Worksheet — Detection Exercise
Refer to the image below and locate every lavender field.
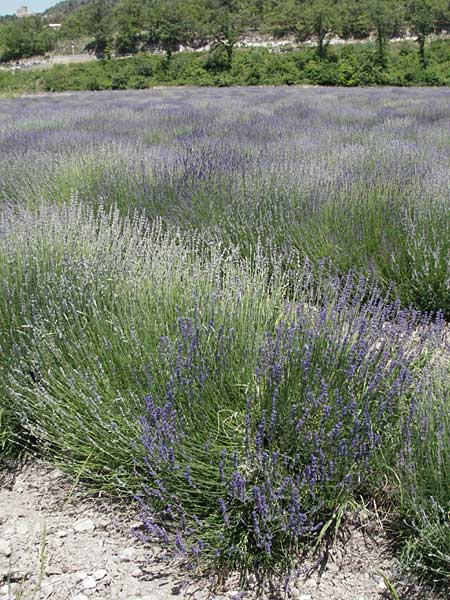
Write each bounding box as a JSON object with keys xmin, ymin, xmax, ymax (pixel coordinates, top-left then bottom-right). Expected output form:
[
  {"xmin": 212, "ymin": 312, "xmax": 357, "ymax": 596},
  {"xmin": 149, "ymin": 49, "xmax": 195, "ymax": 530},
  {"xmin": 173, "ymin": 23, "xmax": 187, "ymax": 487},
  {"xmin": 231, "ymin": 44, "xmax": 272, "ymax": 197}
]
[{"xmin": 0, "ymin": 88, "xmax": 449, "ymax": 589}]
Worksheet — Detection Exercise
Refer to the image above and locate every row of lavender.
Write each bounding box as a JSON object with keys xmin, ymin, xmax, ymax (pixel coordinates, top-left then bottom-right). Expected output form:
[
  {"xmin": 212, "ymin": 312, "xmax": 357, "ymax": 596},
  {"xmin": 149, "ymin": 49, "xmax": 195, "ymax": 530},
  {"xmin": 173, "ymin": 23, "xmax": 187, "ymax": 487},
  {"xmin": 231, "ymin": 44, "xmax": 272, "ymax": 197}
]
[
  {"xmin": 1, "ymin": 87, "xmax": 450, "ymax": 315},
  {"xmin": 0, "ymin": 88, "xmax": 449, "ymax": 585},
  {"xmin": 0, "ymin": 201, "xmax": 448, "ymax": 585}
]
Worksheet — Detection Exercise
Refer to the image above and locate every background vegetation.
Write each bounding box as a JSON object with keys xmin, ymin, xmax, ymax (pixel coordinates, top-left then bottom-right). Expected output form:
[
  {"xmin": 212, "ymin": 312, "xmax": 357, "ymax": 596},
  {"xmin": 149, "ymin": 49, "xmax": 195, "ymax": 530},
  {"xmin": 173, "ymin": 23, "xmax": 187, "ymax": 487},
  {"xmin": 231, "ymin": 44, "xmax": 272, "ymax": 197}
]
[
  {"xmin": 2, "ymin": 38, "xmax": 450, "ymax": 94},
  {"xmin": 1, "ymin": 1, "xmax": 450, "ymax": 91}
]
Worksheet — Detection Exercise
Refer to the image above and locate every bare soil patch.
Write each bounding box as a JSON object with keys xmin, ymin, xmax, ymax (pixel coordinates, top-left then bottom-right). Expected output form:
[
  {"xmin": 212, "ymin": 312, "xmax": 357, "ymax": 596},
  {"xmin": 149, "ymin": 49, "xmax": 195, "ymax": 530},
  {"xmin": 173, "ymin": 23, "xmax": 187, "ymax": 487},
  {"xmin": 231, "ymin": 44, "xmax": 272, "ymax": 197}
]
[{"xmin": 0, "ymin": 462, "xmax": 441, "ymax": 599}]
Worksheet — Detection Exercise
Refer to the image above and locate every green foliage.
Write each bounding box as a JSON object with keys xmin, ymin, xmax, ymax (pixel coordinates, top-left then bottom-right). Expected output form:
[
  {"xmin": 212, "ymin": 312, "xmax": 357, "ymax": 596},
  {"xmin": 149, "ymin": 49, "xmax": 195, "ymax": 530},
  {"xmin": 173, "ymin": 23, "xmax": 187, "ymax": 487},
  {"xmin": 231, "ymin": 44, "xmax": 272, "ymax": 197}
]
[
  {"xmin": 0, "ymin": 69, "xmax": 43, "ymax": 95},
  {"xmin": 406, "ymin": 0, "xmax": 449, "ymax": 67},
  {"xmin": 145, "ymin": 0, "xmax": 206, "ymax": 60},
  {"xmin": 393, "ymin": 369, "xmax": 450, "ymax": 584},
  {"xmin": 0, "ymin": 16, "xmax": 59, "ymax": 62},
  {"xmin": 339, "ymin": 0, "xmax": 372, "ymax": 39},
  {"xmin": 5, "ymin": 38, "xmax": 448, "ymax": 94},
  {"xmin": 112, "ymin": 0, "xmax": 143, "ymax": 55},
  {"xmin": 2, "ymin": 0, "xmax": 450, "ymax": 66},
  {"xmin": 367, "ymin": 0, "xmax": 406, "ymax": 67},
  {"xmin": 295, "ymin": 0, "xmax": 341, "ymax": 58}
]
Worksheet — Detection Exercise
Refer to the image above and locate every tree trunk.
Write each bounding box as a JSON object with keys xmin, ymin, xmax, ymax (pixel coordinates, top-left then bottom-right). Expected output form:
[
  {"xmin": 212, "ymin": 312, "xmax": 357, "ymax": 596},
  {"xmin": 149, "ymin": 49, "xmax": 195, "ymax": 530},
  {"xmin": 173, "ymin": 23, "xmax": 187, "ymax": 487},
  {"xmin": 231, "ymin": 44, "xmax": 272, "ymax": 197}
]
[
  {"xmin": 376, "ymin": 28, "xmax": 387, "ymax": 68},
  {"xmin": 418, "ymin": 31, "xmax": 427, "ymax": 68},
  {"xmin": 317, "ymin": 32, "xmax": 325, "ymax": 59},
  {"xmin": 225, "ymin": 42, "xmax": 233, "ymax": 66}
]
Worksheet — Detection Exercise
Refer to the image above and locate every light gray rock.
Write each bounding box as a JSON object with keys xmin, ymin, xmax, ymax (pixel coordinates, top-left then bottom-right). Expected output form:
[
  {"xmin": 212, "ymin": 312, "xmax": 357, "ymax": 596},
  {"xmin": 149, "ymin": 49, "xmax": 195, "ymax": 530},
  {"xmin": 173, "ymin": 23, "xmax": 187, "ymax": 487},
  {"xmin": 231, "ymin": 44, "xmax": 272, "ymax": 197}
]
[
  {"xmin": 55, "ymin": 529, "xmax": 71, "ymax": 538},
  {"xmin": 73, "ymin": 571, "xmax": 88, "ymax": 583},
  {"xmin": 92, "ymin": 568, "xmax": 107, "ymax": 581},
  {"xmin": 45, "ymin": 565, "xmax": 63, "ymax": 576},
  {"xmin": 119, "ymin": 546, "xmax": 136, "ymax": 562},
  {"xmin": 96, "ymin": 519, "xmax": 109, "ymax": 530},
  {"xmin": 92, "ymin": 569, "xmax": 107, "ymax": 581},
  {"xmin": 0, "ymin": 539, "xmax": 11, "ymax": 557},
  {"xmin": 82, "ymin": 576, "xmax": 97, "ymax": 590},
  {"xmin": 15, "ymin": 520, "xmax": 29, "ymax": 535},
  {"xmin": 40, "ymin": 583, "xmax": 54, "ymax": 599},
  {"xmin": 74, "ymin": 519, "xmax": 96, "ymax": 533}
]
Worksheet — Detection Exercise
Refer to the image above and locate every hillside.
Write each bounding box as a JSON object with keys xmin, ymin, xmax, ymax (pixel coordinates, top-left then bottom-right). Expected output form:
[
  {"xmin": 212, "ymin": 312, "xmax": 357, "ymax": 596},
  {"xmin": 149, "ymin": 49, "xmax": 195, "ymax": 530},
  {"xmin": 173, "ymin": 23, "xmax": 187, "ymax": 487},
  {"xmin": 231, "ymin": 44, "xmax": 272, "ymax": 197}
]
[
  {"xmin": 1, "ymin": 1, "xmax": 449, "ymax": 66},
  {"xmin": 42, "ymin": 0, "xmax": 117, "ymax": 21}
]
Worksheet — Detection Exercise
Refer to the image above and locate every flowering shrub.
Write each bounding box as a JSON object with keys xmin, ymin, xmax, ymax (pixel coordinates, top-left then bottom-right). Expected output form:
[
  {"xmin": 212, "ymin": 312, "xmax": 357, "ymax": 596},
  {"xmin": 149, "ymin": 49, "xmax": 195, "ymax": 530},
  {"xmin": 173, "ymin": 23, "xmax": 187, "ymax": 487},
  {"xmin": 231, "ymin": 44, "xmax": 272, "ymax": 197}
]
[
  {"xmin": 1, "ymin": 87, "xmax": 449, "ymax": 584},
  {"xmin": 137, "ymin": 274, "xmax": 444, "ymax": 576}
]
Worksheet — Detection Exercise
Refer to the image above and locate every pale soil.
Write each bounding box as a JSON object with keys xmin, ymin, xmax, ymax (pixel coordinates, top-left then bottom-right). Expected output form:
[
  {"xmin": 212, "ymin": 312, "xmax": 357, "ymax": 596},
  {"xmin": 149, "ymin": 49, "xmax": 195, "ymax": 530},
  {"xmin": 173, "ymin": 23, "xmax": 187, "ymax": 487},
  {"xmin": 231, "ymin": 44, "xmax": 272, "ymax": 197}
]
[{"xmin": 0, "ymin": 461, "xmax": 442, "ymax": 600}]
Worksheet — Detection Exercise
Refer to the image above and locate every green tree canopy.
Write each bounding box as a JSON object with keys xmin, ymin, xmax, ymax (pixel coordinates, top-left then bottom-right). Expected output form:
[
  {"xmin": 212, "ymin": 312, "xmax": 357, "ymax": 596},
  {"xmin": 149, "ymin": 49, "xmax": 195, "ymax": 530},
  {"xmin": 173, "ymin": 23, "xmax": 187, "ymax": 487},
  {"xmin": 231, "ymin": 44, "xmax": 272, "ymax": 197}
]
[
  {"xmin": 295, "ymin": 0, "xmax": 341, "ymax": 58},
  {"xmin": 406, "ymin": 0, "xmax": 448, "ymax": 67},
  {"xmin": 0, "ymin": 15, "xmax": 59, "ymax": 62}
]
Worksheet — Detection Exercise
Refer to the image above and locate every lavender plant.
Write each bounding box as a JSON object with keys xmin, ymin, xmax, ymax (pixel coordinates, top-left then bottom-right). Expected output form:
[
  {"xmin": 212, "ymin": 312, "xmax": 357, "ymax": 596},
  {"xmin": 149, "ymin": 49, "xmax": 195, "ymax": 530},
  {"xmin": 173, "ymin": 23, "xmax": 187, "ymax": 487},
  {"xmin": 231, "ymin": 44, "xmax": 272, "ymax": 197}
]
[
  {"xmin": 2, "ymin": 87, "xmax": 450, "ymax": 315},
  {"xmin": 393, "ymin": 362, "xmax": 450, "ymax": 583},
  {"xmin": 0, "ymin": 202, "xmax": 288, "ymax": 486},
  {"xmin": 136, "ymin": 273, "xmax": 445, "ymax": 579},
  {"xmin": 0, "ymin": 88, "xmax": 449, "ymax": 585}
]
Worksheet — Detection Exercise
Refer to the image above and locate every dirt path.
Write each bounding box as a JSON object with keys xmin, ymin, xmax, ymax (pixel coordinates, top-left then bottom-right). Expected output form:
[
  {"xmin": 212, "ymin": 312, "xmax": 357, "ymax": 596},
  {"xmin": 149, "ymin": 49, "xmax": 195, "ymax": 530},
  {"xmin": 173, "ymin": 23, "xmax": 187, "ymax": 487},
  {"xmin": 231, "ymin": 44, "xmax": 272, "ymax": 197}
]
[{"xmin": 0, "ymin": 461, "xmax": 437, "ymax": 600}]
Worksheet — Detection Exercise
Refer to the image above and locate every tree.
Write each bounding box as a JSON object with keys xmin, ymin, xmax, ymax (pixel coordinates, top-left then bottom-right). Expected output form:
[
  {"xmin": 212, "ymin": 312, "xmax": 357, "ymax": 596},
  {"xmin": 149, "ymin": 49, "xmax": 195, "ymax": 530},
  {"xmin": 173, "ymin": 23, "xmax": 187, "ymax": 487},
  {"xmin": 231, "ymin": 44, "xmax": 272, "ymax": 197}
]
[
  {"xmin": 367, "ymin": 0, "xmax": 405, "ymax": 68},
  {"xmin": 113, "ymin": 0, "xmax": 144, "ymax": 55},
  {"xmin": 0, "ymin": 15, "xmax": 59, "ymax": 62},
  {"xmin": 339, "ymin": 0, "xmax": 372, "ymax": 40},
  {"xmin": 84, "ymin": 0, "xmax": 113, "ymax": 58},
  {"xmin": 146, "ymin": 0, "xmax": 205, "ymax": 62},
  {"xmin": 205, "ymin": 0, "xmax": 244, "ymax": 66},
  {"xmin": 239, "ymin": 0, "xmax": 271, "ymax": 31},
  {"xmin": 265, "ymin": 0, "xmax": 300, "ymax": 38},
  {"xmin": 296, "ymin": 0, "xmax": 341, "ymax": 59},
  {"xmin": 406, "ymin": 0, "xmax": 447, "ymax": 68}
]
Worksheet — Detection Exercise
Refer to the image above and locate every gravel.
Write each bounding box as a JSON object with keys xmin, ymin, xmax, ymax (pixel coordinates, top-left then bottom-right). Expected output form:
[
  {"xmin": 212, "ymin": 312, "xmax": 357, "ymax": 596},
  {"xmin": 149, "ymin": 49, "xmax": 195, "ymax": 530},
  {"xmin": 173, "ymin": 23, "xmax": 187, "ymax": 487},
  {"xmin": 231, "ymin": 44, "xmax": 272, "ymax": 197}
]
[{"xmin": 0, "ymin": 461, "xmax": 444, "ymax": 599}]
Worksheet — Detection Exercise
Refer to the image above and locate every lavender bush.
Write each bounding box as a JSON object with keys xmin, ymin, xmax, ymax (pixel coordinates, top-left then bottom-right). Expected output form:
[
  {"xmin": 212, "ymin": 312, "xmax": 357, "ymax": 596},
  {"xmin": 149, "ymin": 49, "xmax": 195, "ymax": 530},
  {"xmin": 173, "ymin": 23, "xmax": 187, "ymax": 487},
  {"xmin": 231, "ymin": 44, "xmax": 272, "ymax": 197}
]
[
  {"xmin": 0, "ymin": 202, "xmax": 289, "ymax": 485},
  {"xmin": 0, "ymin": 88, "xmax": 449, "ymax": 585},
  {"xmin": 136, "ymin": 274, "xmax": 446, "ymax": 578}
]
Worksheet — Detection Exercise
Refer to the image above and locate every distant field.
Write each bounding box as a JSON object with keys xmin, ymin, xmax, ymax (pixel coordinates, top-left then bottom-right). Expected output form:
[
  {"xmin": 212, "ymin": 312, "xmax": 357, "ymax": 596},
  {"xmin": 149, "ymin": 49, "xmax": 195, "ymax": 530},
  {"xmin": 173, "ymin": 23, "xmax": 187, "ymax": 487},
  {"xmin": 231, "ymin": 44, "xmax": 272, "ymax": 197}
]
[{"xmin": 0, "ymin": 88, "xmax": 448, "ymax": 589}]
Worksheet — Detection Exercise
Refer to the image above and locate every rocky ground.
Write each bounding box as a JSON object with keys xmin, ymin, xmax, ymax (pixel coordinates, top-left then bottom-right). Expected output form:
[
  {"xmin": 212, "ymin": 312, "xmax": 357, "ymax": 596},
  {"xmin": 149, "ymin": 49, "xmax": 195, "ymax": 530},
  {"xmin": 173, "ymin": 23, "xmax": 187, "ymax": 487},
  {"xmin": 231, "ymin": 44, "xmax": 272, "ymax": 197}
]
[{"xmin": 0, "ymin": 461, "xmax": 442, "ymax": 600}]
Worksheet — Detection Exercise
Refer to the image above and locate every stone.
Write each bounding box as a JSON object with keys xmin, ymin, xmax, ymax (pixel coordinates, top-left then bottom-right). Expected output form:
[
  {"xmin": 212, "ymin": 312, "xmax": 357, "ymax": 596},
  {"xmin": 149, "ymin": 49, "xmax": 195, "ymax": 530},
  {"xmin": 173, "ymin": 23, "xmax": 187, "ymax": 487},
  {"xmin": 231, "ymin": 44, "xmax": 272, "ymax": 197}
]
[
  {"xmin": 74, "ymin": 519, "xmax": 95, "ymax": 533},
  {"xmin": 82, "ymin": 576, "xmax": 97, "ymax": 590},
  {"xmin": 326, "ymin": 561, "xmax": 340, "ymax": 574},
  {"xmin": 46, "ymin": 565, "xmax": 63, "ymax": 576},
  {"xmin": 55, "ymin": 529, "xmax": 71, "ymax": 538},
  {"xmin": 40, "ymin": 583, "xmax": 54, "ymax": 598},
  {"xmin": 15, "ymin": 520, "xmax": 29, "ymax": 535},
  {"xmin": 0, "ymin": 540, "xmax": 12, "ymax": 557},
  {"xmin": 131, "ymin": 567, "xmax": 143, "ymax": 578},
  {"xmin": 119, "ymin": 547, "xmax": 135, "ymax": 562},
  {"xmin": 73, "ymin": 595, "xmax": 88, "ymax": 600},
  {"xmin": 73, "ymin": 571, "xmax": 88, "ymax": 583},
  {"xmin": 92, "ymin": 569, "xmax": 107, "ymax": 581}
]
